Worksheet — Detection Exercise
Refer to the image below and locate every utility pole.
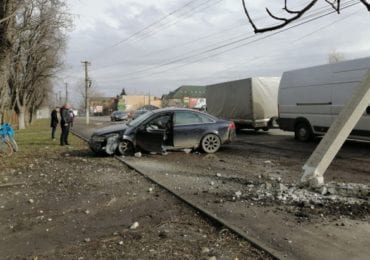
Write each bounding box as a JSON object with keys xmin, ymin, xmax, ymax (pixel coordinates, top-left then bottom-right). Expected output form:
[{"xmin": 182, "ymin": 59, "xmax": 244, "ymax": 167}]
[
  {"xmin": 301, "ymin": 70, "xmax": 370, "ymax": 187},
  {"xmin": 58, "ymin": 90, "xmax": 62, "ymax": 105},
  {"xmin": 65, "ymin": 82, "xmax": 68, "ymax": 104},
  {"xmin": 82, "ymin": 61, "xmax": 91, "ymax": 124}
]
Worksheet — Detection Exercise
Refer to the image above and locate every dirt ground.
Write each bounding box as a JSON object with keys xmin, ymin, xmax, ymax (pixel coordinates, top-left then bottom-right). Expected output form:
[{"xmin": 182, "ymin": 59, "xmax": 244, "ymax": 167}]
[
  {"xmin": 0, "ymin": 126, "xmax": 269, "ymax": 259},
  {"xmin": 71, "ymin": 117, "xmax": 370, "ymax": 259}
]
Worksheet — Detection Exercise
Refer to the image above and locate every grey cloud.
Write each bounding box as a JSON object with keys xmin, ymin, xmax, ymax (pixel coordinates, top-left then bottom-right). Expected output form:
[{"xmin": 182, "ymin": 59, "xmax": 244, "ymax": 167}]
[{"xmin": 61, "ymin": 0, "xmax": 370, "ymax": 100}]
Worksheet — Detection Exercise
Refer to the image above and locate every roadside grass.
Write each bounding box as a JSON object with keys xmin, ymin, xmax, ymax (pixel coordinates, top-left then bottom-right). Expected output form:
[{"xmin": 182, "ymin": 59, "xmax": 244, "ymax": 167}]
[{"xmin": 1, "ymin": 119, "xmax": 85, "ymax": 168}]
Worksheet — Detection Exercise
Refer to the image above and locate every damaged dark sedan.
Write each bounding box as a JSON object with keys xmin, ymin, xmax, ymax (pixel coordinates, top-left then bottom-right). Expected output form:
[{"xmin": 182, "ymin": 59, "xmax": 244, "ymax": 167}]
[{"xmin": 89, "ymin": 107, "xmax": 236, "ymax": 155}]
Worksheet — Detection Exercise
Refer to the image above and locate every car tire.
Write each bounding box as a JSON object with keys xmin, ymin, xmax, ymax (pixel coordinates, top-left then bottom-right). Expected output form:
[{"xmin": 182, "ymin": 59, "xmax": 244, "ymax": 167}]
[
  {"xmin": 117, "ymin": 140, "xmax": 134, "ymax": 155},
  {"xmin": 201, "ymin": 134, "xmax": 221, "ymax": 154},
  {"xmin": 295, "ymin": 122, "xmax": 313, "ymax": 142}
]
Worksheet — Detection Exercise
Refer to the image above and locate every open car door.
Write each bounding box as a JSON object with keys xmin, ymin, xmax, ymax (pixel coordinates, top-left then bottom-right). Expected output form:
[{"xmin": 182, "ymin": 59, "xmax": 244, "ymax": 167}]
[{"xmin": 135, "ymin": 114, "xmax": 171, "ymax": 153}]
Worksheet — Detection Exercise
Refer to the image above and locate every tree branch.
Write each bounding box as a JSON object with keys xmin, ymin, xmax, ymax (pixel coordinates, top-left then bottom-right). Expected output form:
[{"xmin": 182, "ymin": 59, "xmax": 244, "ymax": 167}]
[
  {"xmin": 242, "ymin": 0, "xmax": 318, "ymax": 33},
  {"xmin": 360, "ymin": 0, "xmax": 370, "ymax": 11},
  {"xmin": 283, "ymin": 0, "xmax": 303, "ymax": 14},
  {"xmin": 325, "ymin": 0, "xmax": 341, "ymax": 13}
]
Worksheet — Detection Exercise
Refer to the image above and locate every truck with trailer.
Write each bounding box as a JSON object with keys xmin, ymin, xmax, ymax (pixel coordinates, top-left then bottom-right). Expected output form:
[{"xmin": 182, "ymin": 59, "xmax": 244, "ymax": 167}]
[
  {"xmin": 206, "ymin": 77, "xmax": 280, "ymax": 131},
  {"xmin": 278, "ymin": 57, "xmax": 370, "ymax": 141}
]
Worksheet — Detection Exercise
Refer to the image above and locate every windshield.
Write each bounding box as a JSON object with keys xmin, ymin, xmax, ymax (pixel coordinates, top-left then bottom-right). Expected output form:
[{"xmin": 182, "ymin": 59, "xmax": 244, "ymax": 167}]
[{"xmin": 127, "ymin": 110, "xmax": 154, "ymax": 127}]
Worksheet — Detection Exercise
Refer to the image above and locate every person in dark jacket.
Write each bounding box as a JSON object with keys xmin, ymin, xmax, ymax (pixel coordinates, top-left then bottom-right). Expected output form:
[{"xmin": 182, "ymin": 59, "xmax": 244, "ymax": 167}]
[
  {"xmin": 50, "ymin": 108, "xmax": 59, "ymax": 141},
  {"xmin": 60, "ymin": 104, "xmax": 72, "ymax": 146}
]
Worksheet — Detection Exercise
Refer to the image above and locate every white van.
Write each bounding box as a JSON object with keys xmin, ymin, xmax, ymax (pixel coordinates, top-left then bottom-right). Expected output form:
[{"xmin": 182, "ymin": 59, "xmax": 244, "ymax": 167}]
[{"xmin": 278, "ymin": 57, "xmax": 370, "ymax": 141}]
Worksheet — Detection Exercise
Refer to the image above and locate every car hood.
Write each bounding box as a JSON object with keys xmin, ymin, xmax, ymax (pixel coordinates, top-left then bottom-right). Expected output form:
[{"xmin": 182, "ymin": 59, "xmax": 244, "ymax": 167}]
[{"xmin": 92, "ymin": 124, "xmax": 128, "ymax": 136}]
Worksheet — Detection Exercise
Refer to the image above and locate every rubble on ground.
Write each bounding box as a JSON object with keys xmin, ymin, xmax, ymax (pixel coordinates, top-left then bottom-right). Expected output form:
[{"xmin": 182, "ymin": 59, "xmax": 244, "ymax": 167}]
[{"xmin": 226, "ymin": 174, "xmax": 369, "ymax": 218}]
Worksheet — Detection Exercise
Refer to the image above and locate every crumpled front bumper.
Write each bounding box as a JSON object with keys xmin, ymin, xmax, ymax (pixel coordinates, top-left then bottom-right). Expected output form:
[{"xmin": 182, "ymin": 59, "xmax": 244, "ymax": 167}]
[{"xmin": 89, "ymin": 134, "xmax": 119, "ymax": 155}]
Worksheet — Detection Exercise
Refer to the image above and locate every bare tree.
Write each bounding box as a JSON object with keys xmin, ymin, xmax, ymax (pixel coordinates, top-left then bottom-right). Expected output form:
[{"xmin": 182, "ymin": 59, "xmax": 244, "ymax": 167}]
[
  {"xmin": 242, "ymin": 0, "xmax": 370, "ymax": 33},
  {"xmin": 6, "ymin": 0, "xmax": 71, "ymax": 129},
  {"xmin": 0, "ymin": 0, "xmax": 18, "ymax": 119}
]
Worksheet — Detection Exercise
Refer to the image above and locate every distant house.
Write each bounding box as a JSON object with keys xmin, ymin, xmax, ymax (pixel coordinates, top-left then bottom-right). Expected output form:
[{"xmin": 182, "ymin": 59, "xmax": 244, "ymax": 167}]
[
  {"xmin": 36, "ymin": 106, "xmax": 51, "ymax": 119},
  {"xmin": 162, "ymin": 85, "xmax": 206, "ymax": 108},
  {"xmin": 89, "ymin": 97, "xmax": 117, "ymax": 115},
  {"xmin": 118, "ymin": 95, "xmax": 161, "ymax": 111}
]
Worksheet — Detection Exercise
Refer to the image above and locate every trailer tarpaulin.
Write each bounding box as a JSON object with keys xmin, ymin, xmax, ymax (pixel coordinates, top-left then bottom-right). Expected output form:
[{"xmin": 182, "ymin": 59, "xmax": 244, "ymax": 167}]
[{"xmin": 206, "ymin": 77, "xmax": 280, "ymax": 123}]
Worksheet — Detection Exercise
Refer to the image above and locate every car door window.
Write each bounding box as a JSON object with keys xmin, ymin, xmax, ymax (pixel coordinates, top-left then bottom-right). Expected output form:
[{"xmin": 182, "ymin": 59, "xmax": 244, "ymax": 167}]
[
  {"xmin": 146, "ymin": 115, "xmax": 170, "ymax": 130},
  {"xmin": 174, "ymin": 111, "xmax": 213, "ymax": 125},
  {"xmin": 198, "ymin": 113, "xmax": 215, "ymax": 123}
]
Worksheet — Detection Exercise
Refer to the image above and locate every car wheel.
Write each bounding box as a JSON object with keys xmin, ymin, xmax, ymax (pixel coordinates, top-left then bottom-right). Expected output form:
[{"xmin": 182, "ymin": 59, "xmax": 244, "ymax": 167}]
[
  {"xmin": 295, "ymin": 122, "xmax": 313, "ymax": 142},
  {"xmin": 117, "ymin": 140, "xmax": 134, "ymax": 155},
  {"xmin": 201, "ymin": 134, "xmax": 221, "ymax": 154}
]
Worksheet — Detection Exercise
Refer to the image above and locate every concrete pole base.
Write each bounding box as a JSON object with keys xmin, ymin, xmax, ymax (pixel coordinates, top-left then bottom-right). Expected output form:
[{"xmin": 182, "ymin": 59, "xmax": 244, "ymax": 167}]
[{"xmin": 301, "ymin": 166, "xmax": 325, "ymax": 188}]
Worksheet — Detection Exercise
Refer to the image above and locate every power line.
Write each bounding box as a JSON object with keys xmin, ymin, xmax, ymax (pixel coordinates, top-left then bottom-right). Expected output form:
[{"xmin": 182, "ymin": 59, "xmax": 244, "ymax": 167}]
[
  {"xmin": 90, "ymin": 0, "xmax": 214, "ymax": 61},
  {"xmin": 95, "ymin": 1, "xmax": 352, "ymax": 79},
  {"xmin": 93, "ymin": 0, "xmax": 359, "ymax": 82},
  {"xmin": 126, "ymin": 0, "xmax": 225, "ymax": 45},
  {"xmin": 90, "ymin": 1, "xmax": 308, "ymax": 72},
  {"xmin": 195, "ymin": 8, "xmax": 361, "ymax": 80}
]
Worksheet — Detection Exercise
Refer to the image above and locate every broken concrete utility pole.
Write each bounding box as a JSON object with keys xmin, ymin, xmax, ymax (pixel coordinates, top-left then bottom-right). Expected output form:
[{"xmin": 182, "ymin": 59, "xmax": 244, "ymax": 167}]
[{"xmin": 301, "ymin": 70, "xmax": 370, "ymax": 187}]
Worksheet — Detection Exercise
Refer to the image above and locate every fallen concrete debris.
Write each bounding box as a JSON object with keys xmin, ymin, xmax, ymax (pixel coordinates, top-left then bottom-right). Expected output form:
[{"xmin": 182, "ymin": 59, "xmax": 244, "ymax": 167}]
[
  {"xmin": 228, "ymin": 174, "xmax": 370, "ymax": 217},
  {"xmin": 130, "ymin": 222, "xmax": 139, "ymax": 229},
  {"xmin": 316, "ymin": 182, "xmax": 369, "ymax": 198},
  {"xmin": 235, "ymin": 191, "xmax": 242, "ymax": 199},
  {"xmin": 255, "ymin": 175, "xmax": 369, "ymax": 205}
]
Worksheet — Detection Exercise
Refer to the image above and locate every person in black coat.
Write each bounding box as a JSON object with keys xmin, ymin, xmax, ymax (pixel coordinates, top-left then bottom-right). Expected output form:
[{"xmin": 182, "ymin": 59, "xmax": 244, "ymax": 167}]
[
  {"xmin": 50, "ymin": 108, "xmax": 59, "ymax": 141},
  {"xmin": 60, "ymin": 104, "xmax": 72, "ymax": 146}
]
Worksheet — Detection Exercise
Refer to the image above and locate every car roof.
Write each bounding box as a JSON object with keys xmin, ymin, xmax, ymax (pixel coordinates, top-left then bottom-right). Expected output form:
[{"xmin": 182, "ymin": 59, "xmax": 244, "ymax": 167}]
[{"xmin": 152, "ymin": 107, "xmax": 217, "ymax": 118}]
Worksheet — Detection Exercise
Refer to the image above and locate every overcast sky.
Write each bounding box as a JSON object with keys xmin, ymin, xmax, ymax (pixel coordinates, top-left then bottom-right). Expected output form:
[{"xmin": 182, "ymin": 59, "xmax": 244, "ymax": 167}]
[{"xmin": 59, "ymin": 0, "xmax": 370, "ymax": 104}]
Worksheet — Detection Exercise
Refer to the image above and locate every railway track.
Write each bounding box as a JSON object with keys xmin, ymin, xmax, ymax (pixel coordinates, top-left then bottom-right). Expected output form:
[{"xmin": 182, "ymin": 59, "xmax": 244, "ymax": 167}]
[{"xmin": 72, "ymin": 130, "xmax": 282, "ymax": 260}]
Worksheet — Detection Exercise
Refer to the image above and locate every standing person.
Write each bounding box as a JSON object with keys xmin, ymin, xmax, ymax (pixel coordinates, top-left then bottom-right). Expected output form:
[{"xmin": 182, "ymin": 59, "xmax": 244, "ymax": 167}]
[
  {"xmin": 50, "ymin": 107, "xmax": 59, "ymax": 141},
  {"xmin": 60, "ymin": 104, "xmax": 72, "ymax": 146},
  {"xmin": 68, "ymin": 109, "xmax": 75, "ymax": 128}
]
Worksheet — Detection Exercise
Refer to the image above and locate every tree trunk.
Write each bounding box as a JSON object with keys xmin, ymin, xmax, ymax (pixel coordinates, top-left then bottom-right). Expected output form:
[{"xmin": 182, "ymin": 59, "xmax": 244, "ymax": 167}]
[
  {"xmin": 18, "ymin": 105, "xmax": 26, "ymax": 129},
  {"xmin": 28, "ymin": 108, "xmax": 34, "ymax": 125}
]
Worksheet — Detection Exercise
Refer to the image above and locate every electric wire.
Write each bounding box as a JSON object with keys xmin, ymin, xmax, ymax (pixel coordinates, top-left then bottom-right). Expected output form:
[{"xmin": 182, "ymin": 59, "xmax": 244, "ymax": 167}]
[
  {"xmin": 92, "ymin": 0, "xmax": 358, "ymax": 82},
  {"xmin": 90, "ymin": 0, "xmax": 218, "ymax": 61},
  {"xmin": 90, "ymin": 0, "xmax": 325, "ymax": 72},
  {"xmin": 91, "ymin": 1, "xmax": 310, "ymax": 71}
]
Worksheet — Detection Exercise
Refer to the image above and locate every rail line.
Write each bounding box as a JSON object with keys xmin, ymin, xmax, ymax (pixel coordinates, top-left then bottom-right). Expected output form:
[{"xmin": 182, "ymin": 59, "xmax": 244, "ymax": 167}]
[{"xmin": 71, "ymin": 130, "xmax": 282, "ymax": 260}]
